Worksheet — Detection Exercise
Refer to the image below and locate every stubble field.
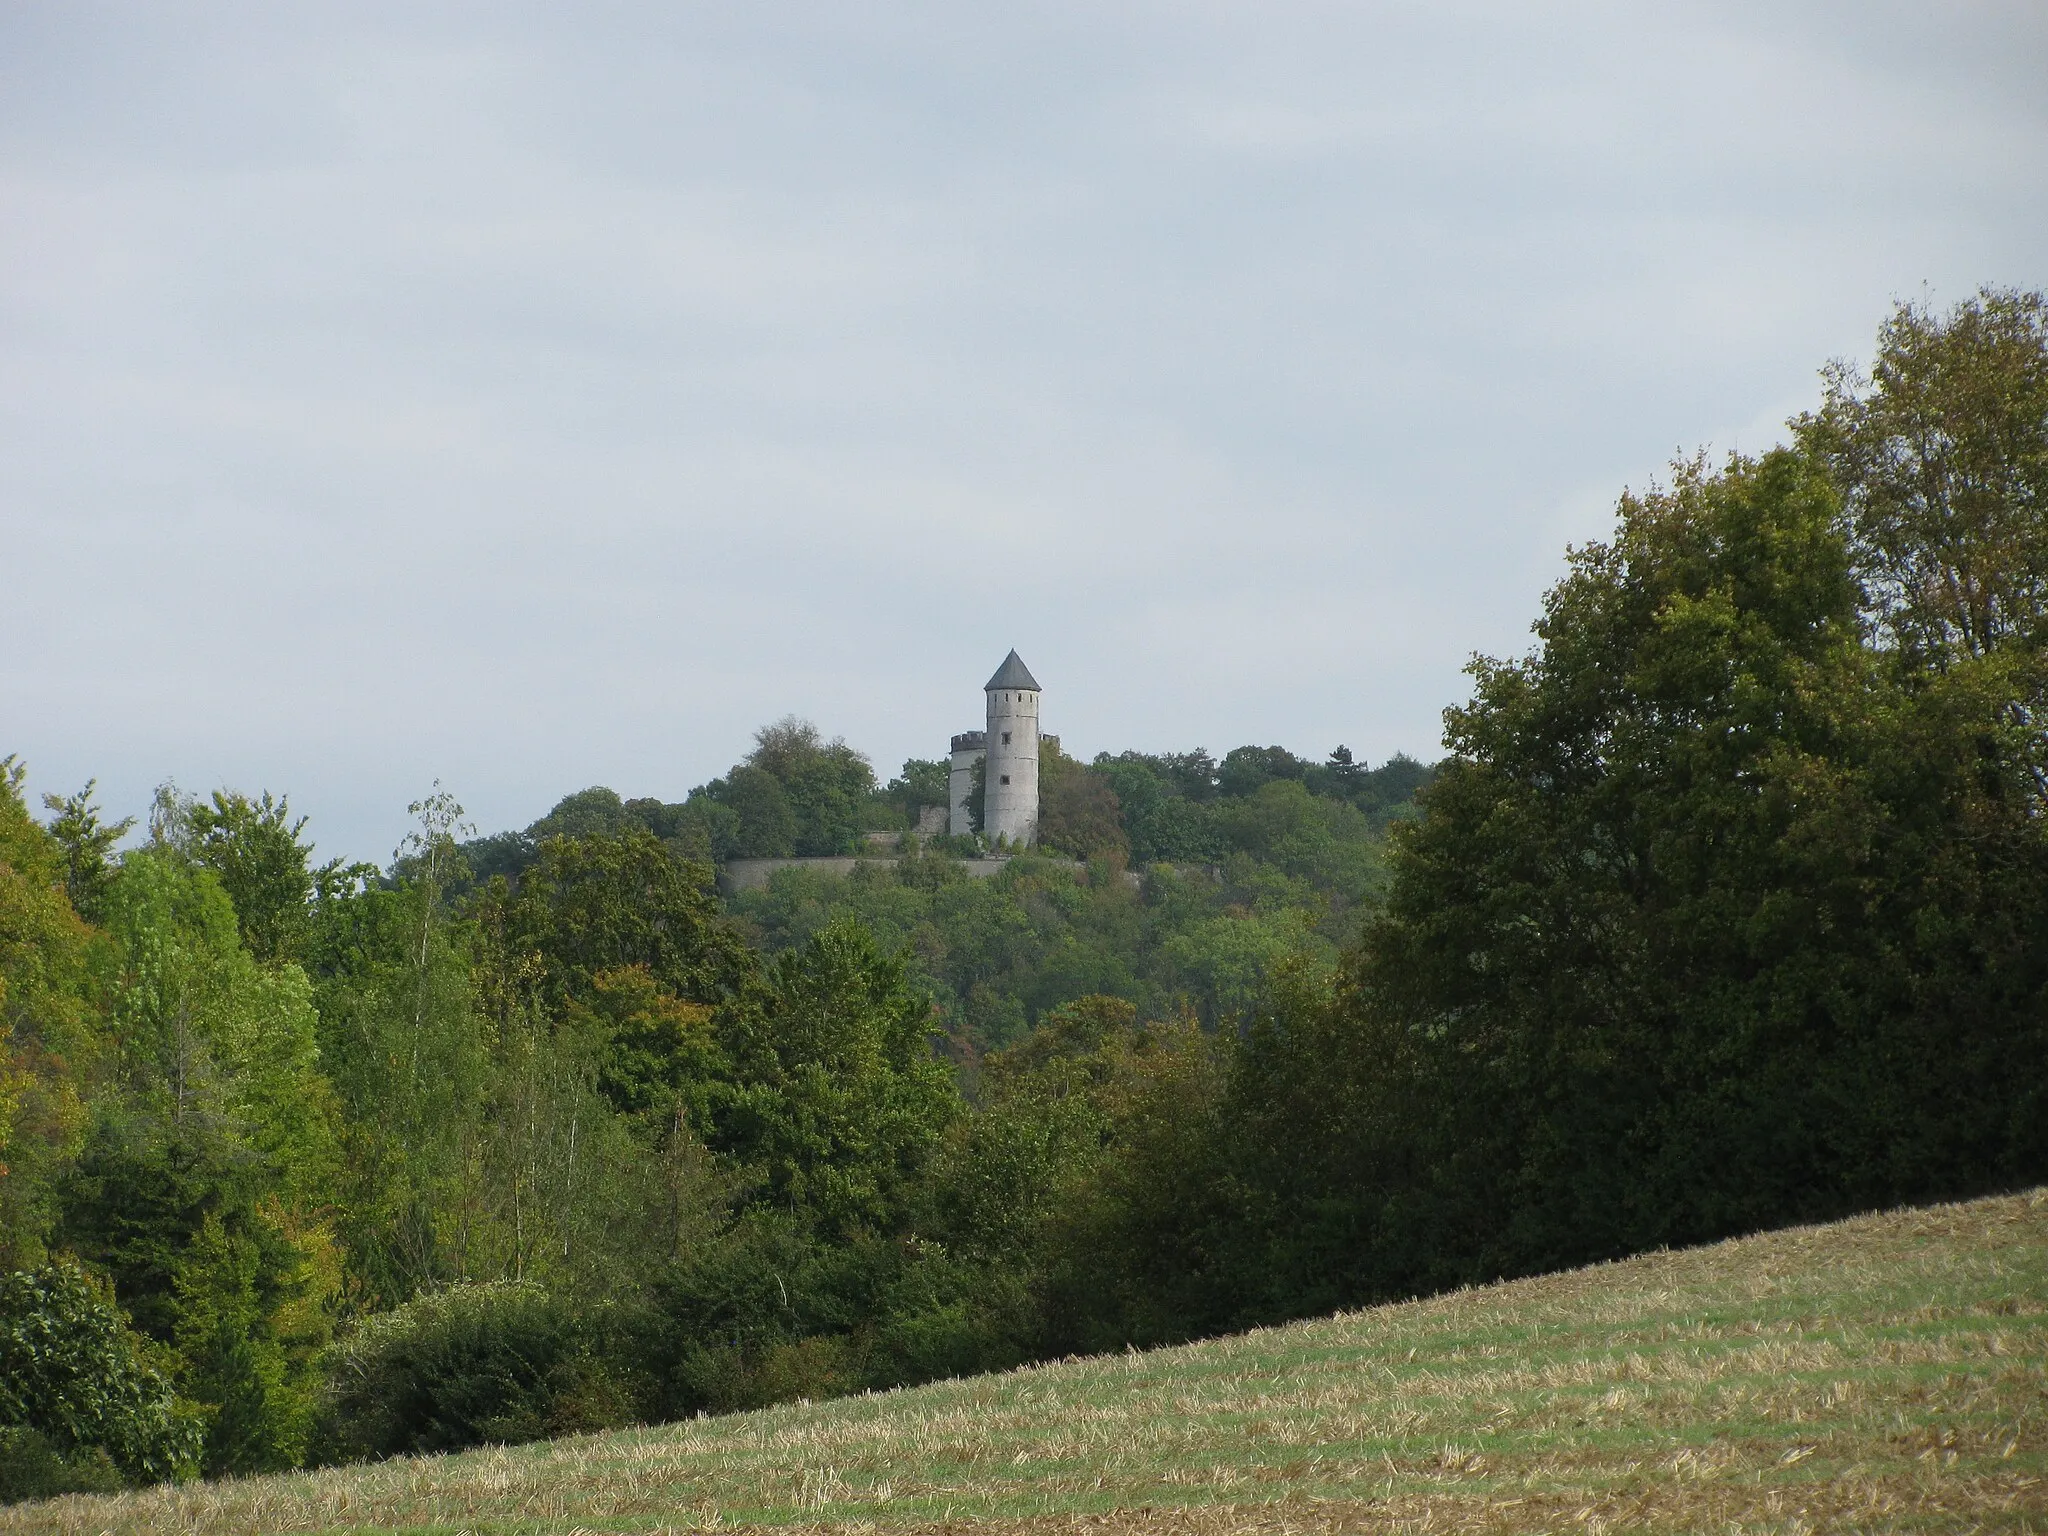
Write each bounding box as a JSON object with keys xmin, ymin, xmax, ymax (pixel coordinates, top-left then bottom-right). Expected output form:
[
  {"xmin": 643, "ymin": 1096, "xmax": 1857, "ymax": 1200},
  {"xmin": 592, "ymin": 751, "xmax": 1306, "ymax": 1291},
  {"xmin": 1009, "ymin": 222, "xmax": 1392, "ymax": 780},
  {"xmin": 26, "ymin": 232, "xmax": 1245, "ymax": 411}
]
[{"xmin": 12, "ymin": 1189, "xmax": 2046, "ymax": 1535}]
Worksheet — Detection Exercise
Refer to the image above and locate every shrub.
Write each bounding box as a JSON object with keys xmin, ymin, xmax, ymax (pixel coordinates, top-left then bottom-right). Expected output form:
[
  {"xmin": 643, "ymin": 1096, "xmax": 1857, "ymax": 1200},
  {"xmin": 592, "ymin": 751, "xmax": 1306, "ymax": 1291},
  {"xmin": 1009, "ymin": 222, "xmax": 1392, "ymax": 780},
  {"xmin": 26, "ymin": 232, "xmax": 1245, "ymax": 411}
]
[
  {"xmin": 313, "ymin": 1282, "xmax": 647, "ymax": 1462},
  {"xmin": 0, "ymin": 1427, "xmax": 125, "ymax": 1502},
  {"xmin": 0, "ymin": 1261, "xmax": 202, "ymax": 1491}
]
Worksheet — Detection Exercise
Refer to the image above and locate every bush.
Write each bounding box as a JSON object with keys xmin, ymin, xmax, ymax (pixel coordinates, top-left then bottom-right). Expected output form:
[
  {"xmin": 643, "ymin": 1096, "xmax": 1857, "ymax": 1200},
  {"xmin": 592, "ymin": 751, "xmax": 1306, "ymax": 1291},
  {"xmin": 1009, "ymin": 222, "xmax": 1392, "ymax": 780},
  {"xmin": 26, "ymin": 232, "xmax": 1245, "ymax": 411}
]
[
  {"xmin": 313, "ymin": 1283, "xmax": 647, "ymax": 1462},
  {"xmin": 0, "ymin": 1427, "xmax": 125, "ymax": 1502},
  {"xmin": 0, "ymin": 1261, "xmax": 202, "ymax": 1490}
]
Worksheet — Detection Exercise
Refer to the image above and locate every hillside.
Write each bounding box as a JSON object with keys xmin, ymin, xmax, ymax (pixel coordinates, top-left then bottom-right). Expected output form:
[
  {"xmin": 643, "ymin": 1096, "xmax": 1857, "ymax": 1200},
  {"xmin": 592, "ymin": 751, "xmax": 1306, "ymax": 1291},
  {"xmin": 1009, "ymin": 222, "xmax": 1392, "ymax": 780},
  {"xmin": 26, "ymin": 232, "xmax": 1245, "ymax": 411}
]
[{"xmin": 15, "ymin": 1189, "xmax": 2046, "ymax": 1535}]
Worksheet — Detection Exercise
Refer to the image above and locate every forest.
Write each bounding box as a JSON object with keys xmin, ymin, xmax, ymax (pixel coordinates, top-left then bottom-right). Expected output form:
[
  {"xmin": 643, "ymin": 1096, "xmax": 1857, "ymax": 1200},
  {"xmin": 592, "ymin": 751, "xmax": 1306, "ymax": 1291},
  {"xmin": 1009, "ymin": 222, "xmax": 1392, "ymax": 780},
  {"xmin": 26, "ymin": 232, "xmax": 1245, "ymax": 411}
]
[{"xmin": 1, "ymin": 288, "xmax": 2043, "ymax": 1502}]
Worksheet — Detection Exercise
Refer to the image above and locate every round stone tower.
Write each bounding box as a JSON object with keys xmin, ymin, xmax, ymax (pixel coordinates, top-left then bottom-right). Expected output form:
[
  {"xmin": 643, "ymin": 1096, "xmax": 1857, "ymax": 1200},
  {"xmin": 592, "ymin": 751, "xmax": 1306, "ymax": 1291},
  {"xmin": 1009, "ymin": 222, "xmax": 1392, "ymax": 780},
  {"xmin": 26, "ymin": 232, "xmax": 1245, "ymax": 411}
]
[
  {"xmin": 982, "ymin": 649, "xmax": 1041, "ymax": 847},
  {"xmin": 947, "ymin": 731, "xmax": 985, "ymax": 838}
]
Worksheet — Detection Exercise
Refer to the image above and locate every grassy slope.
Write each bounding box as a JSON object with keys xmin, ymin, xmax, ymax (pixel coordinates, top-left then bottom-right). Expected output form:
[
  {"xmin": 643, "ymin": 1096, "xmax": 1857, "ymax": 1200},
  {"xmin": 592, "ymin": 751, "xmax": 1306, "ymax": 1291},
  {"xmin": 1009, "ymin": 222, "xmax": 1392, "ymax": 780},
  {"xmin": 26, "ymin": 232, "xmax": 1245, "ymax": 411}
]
[{"xmin": 16, "ymin": 1190, "xmax": 2047, "ymax": 1536}]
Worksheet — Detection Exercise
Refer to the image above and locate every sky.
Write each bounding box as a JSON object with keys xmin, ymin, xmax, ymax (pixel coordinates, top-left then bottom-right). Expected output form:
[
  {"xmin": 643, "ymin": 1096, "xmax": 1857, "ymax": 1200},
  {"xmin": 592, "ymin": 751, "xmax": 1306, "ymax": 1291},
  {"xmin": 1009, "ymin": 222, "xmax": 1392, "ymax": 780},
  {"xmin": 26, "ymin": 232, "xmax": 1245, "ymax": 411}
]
[{"xmin": 4, "ymin": 1, "xmax": 2045, "ymax": 865}]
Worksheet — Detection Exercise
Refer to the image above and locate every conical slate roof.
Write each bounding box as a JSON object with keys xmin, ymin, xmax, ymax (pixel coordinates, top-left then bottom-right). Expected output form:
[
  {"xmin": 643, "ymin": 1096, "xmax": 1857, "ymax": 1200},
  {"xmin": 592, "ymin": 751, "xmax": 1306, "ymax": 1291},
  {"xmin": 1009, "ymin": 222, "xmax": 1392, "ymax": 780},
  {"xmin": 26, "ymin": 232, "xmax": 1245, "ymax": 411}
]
[{"xmin": 984, "ymin": 649, "xmax": 1041, "ymax": 692}]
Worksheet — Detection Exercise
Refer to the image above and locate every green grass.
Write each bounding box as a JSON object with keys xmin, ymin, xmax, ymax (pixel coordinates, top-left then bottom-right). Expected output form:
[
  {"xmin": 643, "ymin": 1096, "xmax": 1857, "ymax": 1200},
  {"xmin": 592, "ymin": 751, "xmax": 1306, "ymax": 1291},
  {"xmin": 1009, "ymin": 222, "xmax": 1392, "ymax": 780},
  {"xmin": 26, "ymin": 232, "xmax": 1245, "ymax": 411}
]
[{"xmin": 15, "ymin": 1189, "xmax": 2047, "ymax": 1534}]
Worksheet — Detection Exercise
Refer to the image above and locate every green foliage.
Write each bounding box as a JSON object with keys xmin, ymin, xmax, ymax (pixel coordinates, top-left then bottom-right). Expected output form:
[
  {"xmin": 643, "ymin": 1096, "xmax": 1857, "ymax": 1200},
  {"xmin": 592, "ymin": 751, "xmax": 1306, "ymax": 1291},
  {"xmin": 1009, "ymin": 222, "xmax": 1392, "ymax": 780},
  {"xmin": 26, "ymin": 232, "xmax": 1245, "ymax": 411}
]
[
  {"xmin": 526, "ymin": 787, "xmax": 633, "ymax": 842},
  {"xmin": 315, "ymin": 1282, "xmax": 643, "ymax": 1461},
  {"xmin": 716, "ymin": 766, "xmax": 797, "ymax": 858},
  {"xmin": 669, "ymin": 794, "xmax": 742, "ymax": 864},
  {"xmin": 1090, "ymin": 755, "xmax": 1218, "ymax": 864},
  {"xmin": 55, "ymin": 1115, "xmax": 328, "ymax": 1475},
  {"xmin": 1160, "ymin": 905, "xmax": 1326, "ymax": 1030},
  {"xmin": 711, "ymin": 922, "xmax": 960, "ymax": 1235},
  {"xmin": 455, "ymin": 787, "xmax": 744, "ymax": 888},
  {"xmin": 186, "ymin": 791, "xmax": 314, "ymax": 964},
  {"xmin": 171, "ymin": 1210, "xmax": 317, "ymax": 1474},
  {"xmin": 38, "ymin": 781, "xmax": 132, "ymax": 926},
  {"xmin": 304, "ymin": 860, "xmax": 488, "ymax": 1307},
  {"xmin": 1217, "ymin": 744, "xmax": 1304, "ymax": 799},
  {"xmin": 884, "ymin": 759, "xmax": 951, "ymax": 824},
  {"xmin": 1797, "ymin": 285, "xmax": 2048, "ymax": 662},
  {"xmin": 1223, "ymin": 442, "xmax": 2048, "ymax": 1313},
  {"xmin": 98, "ymin": 849, "xmax": 336, "ymax": 1193},
  {"xmin": 728, "ymin": 829, "xmax": 1367, "ymax": 1054},
  {"xmin": 1211, "ymin": 780, "xmax": 1383, "ymax": 903},
  {"xmin": 0, "ymin": 1259, "xmax": 201, "ymax": 1487},
  {"xmin": 476, "ymin": 826, "xmax": 744, "ymax": 1018},
  {"xmin": 48, "ymin": 824, "xmax": 340, "ymax": 1477},
  {"xmin": 0, "ymin": 1426, "xmax": 125, "ymax": 1502},
  {"xmin": 0, "ymin": 760, "xmax": 106, "ymax": 1271},
  {"xmin": 572, "ymin": 964, "xmax": 720, "ymax": 1118},
  {"xmin": 700, "ymin": 719, "xmax": 880, "ymax": 857},
  {"xmin": 1036, "ymin": 739, "xmax": 1127, "ymax": 863},
  {"xmin": 972, "ymin": 998, "xmax": 1234, "ymax": 1352},
  {"xmin": 317, "ymin": 807, "xmax": 735, "ymax": 1312},
  {"xmin": 962, "ymin": 754, "xmax": 986, "ymax": 836}
]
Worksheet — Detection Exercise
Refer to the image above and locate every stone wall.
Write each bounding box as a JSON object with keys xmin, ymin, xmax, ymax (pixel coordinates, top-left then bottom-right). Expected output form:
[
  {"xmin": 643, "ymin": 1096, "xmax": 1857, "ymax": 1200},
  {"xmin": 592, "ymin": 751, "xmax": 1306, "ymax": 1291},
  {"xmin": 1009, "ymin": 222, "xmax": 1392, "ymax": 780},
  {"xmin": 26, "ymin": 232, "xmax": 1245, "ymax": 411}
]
[{"xmin": 720, "ymin": 854, "xmax": 1032, "ymax": 894}]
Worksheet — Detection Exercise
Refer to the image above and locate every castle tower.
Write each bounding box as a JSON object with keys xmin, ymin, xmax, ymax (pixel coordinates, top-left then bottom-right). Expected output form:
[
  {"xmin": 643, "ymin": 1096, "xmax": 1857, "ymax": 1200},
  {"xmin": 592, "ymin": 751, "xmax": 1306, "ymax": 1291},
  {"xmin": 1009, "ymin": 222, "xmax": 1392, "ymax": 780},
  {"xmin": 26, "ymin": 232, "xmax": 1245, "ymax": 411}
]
[
  {"xmin": 983, "ymin": 650, "xmax": 1041, "ymax": 847},
  {"xmin": 947, "ymin": 731, "xmax": 985, "ymax": 838}
]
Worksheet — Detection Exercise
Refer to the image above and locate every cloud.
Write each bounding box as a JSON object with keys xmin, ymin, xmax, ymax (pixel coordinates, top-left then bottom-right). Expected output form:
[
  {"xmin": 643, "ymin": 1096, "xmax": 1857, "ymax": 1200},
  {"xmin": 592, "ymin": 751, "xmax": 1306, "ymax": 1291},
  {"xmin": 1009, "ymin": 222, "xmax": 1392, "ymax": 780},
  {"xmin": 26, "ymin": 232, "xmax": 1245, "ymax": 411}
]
[{"xmin": 2, "ymin": 0, "xmax": 2044, "ymax": 860}]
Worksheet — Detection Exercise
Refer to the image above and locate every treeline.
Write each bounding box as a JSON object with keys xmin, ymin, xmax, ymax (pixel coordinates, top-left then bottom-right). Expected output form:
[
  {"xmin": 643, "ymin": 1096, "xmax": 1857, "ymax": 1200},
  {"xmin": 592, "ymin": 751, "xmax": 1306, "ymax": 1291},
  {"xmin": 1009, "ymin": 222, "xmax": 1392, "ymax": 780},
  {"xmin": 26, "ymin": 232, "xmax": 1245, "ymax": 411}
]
[
  {"xmin": 2, "ymin": 287, "xmax": 2044, "ymax": 1503},
  {"xmin": 458, "ymin": 715, "xmax": 1429, "ymax": 875}
]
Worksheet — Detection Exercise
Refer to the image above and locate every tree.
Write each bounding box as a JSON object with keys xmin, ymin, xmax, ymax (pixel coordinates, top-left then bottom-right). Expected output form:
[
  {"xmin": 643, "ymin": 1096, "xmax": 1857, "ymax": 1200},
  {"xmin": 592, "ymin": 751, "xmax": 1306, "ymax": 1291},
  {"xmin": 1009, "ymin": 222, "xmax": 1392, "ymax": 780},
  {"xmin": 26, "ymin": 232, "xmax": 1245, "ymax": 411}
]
[
  {"xmin": 1160, "ymin": 907, "xmax": 1325, "ymax": 1030},
  {"xmin": 1319, "ymin": 745, "xmax": 1366, "ymax": 801},
  {"xmin": 885, "ymin": 760, "xmax": 950, "ymax": 827},
  {"xmin": 1211, "ymin": 780, "xmax": 1381, "ymax": 903},
  {"xmin": 1797, "ymin": 287, "xmax": 2048, "ymax": 662},
  {"xmin": 56, "ymin": 1111, "xmax": 328, "ymax": 1475},
  {"xmin": 478, "ymin": 827, "xmax": 751, "ymax": 1020},
  {"xmin": 1036, "ymin": 740, "xmax": 1127, "ymax": 862},
  {"xmin": 710, "ymin": 921, "xmax": 959, "ymax": 1235},
  {"xmin": 0, "ymin": 1259, "xmax": 202, "ymax": 1487},
  {"xmin": 1218, "ymin": 745, "xmax": 1305, "ymax": 799},
  {"xmin": 302, "ymin": 805, "xmax": 488, "ymax": 1308},
  {"xmin": 1004, "ymin": 1001, "xmax": 1233, "ymax": 1352},
  {"xmin": 720, "ymin": 768, "xmax": 797, "ymax": 859},
  {"xmin": 1241, "ymin": 447, "xmax": 2048, "ymax": 1309},
  {"xmin": 1091, "ymin": 755, "xmax": 1220, "ymax": 864},
  {"xmin": 40, "ymin": 781, "xmax": 132, "ymax": 925},
  {"xmin": 1796, "ymin": 287, "xmax": 2048, "ymax": 815},
  {"xmin": 186, "ymin": 792, "xmax": 315, "ymax": 965},
  {"xmin": 63, "ymin": 844, "xmax": 339, "ymax": 1472},
  {"xmin": 526, "ymin": 788, "xmax": 632, "ymax": 843},
  {"xmin": 962, "ymin": 755, "xmax": 986, "ymax": 836},
  {"xmin": 97, "ymin": 850, "xmax": 336, "ymax": 1187},
  {"xmin": 0, "ymin": 760, "xmax": 107, "ymax": 1270},
  {"xmin": 742, "ymin": 719, "xmax": 877, "ymax": 855}
]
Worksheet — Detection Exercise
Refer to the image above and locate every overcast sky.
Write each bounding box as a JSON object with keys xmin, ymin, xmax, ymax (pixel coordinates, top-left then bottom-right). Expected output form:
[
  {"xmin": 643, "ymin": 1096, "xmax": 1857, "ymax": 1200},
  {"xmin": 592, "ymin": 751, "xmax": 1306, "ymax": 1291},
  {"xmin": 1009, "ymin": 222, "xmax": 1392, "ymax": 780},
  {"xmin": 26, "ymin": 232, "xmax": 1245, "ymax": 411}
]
[{"xmin": 4, "ymin": 2, "xmax": 2045, "ymax": 864}]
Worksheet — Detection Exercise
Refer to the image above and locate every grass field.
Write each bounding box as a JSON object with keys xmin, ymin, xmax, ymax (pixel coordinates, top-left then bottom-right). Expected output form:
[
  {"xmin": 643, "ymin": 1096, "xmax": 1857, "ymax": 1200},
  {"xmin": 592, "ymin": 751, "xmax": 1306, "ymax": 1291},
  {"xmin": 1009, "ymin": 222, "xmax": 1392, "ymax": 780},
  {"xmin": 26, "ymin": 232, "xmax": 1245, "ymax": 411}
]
[{"xmin": 14, "ymin": 1189, "xmax": 2046, "ymax": 1534}]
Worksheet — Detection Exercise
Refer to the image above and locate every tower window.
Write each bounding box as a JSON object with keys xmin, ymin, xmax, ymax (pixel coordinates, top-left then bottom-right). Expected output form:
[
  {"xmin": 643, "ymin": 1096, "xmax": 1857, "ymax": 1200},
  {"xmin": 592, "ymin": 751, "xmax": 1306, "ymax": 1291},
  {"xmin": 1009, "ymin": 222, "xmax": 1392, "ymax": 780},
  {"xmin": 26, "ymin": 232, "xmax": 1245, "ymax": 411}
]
[
  {"xmin": 1000, "ymin": 775, "xmax": 1011, "ymax": 785},
  {"xmin": 1002, "ymin": 732, "xmax": 1011, "ymax": 744}
]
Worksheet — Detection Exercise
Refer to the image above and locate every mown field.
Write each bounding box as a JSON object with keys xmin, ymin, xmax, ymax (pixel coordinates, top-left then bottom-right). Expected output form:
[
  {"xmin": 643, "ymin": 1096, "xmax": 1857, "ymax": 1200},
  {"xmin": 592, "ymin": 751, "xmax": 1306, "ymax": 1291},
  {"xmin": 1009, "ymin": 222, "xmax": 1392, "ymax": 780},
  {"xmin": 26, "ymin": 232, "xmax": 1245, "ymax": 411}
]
[{"xmin": 15, "ymin": 1189, "xmax": 2046, "ymax": 1535}]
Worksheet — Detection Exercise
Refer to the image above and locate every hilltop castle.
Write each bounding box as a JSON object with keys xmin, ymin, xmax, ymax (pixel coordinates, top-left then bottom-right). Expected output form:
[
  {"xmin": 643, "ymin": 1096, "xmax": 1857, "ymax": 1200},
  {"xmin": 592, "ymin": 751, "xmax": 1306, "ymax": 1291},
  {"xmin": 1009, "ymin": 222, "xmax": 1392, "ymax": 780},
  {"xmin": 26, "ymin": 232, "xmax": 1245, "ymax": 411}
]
[{"xmin": 945, "ymin": 650, "xmax": 1042, "ymax": 846}]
